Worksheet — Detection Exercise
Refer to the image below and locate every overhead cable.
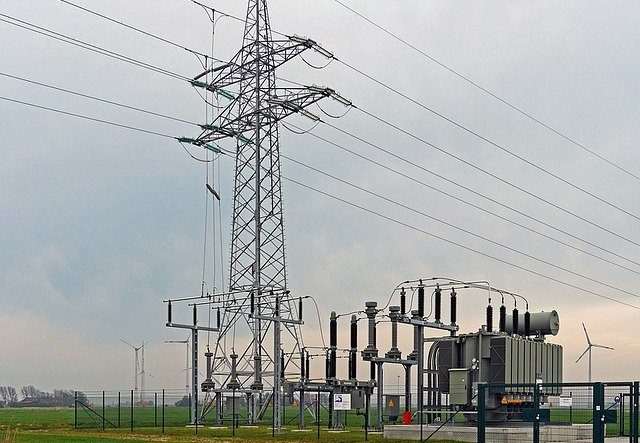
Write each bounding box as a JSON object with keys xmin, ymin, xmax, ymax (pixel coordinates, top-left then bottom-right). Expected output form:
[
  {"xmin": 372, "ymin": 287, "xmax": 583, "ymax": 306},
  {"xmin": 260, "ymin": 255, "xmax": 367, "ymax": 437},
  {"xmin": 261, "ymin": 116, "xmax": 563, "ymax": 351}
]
[{"xmin": 332, "ymin": 0, "xmax": 640, "ymax": 182}]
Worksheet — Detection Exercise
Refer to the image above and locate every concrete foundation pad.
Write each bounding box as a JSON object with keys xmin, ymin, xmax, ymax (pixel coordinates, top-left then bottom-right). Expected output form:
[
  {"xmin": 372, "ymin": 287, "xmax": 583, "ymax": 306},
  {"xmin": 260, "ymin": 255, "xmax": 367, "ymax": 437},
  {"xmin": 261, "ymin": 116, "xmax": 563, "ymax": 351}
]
[{"xmin": 384, "ymin": 423, "xmax": 594, "ymax": 442}]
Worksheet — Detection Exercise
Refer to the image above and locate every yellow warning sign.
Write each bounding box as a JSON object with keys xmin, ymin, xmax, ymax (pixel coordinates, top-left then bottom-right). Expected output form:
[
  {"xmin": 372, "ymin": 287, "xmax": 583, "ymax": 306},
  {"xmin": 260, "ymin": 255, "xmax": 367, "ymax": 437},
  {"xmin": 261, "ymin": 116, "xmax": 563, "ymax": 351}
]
[{"xmin": 388, "ymin": 401, "xmax": 395, "ymax": 407}]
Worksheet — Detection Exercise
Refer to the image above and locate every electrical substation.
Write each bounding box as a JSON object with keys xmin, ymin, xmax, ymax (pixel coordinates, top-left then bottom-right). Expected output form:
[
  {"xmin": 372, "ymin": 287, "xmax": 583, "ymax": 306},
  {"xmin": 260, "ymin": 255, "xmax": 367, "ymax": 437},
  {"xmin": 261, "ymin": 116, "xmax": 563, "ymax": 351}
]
[
  {"xmin": 160, "ymin": 0, "xmax": 577, "ymax": 440},
  {"xmin": 4, "ymin": 0, "xmax": 637, "ymax": 441}
]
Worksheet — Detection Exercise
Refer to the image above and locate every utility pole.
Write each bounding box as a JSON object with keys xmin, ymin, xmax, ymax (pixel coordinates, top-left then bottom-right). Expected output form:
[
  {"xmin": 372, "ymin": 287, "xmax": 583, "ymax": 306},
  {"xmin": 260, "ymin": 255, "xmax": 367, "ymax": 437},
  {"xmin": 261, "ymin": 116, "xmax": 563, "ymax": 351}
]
[{"xmin": 166, "ymin": 304, "xmax": 218, "ymax": 424}]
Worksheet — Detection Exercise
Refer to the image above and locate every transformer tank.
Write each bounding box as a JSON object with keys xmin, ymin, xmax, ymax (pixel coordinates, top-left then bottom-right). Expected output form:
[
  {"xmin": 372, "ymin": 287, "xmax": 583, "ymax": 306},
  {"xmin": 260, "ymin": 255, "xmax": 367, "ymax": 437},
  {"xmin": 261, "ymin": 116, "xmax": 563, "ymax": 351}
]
[{"xmin": 433, "ymin": 310, "xmax": 562, "ymax": 422}]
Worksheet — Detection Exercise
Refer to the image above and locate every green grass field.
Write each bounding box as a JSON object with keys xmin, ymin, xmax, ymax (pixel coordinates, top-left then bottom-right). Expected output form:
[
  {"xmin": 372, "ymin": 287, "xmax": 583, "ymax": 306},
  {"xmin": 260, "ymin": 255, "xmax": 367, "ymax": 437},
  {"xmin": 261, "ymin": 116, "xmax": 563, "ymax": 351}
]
[
  {"xmin": 1, "ymin": 405, "xmax": 631, "ymax": 442},
  {"xmin": 0, "ymin": 406, "xmax": 435, "ymax": 443}
]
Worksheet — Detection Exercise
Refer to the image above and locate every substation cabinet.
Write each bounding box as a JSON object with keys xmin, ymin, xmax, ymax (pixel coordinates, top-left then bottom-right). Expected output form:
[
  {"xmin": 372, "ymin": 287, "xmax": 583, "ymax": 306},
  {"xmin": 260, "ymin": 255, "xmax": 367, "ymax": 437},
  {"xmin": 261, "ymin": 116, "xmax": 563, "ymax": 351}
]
[
  {"xmin": 449, "ymin": 368, "xmax": 472, "ymax": 405},
  {"xmin": 385, "ymin": 394, "xmax": 400, "ymax": 422}
]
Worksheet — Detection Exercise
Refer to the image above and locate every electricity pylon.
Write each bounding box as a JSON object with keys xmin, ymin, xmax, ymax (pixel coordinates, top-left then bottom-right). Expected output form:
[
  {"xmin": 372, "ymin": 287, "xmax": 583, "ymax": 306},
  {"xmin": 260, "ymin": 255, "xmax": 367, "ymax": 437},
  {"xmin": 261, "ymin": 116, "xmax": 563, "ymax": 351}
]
[{"xmin": 183, "ymin": 0, "xmax": 350, "ymax": 430}]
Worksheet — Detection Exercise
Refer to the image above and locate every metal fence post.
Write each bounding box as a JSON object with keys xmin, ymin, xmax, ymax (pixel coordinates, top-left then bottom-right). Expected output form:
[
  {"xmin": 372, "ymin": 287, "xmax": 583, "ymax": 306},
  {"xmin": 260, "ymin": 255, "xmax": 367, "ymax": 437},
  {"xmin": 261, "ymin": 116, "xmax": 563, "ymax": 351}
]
[
  {"xmin": 477, "ymin": 384, "xmax": 486, "ymax": 443},
  {"xmin": 364, "ymin": 390, "xmax": 369, "ymax": 441},
  {"xmin": 118, "ymin": 391, "xmax": 121, "ymax": 428},
  {"xmin": 619, "ymin": 392, "xmax": 624, "ymax": 437},
  {"xmin": 593, "ymin": 382, "xmax": 604, "ymax": 443},
  {"xmin": 74, "ymin": 391, "xmax": 77, "ymax": 429},
  {"xmin": 188, "ymin": 393, "xmax": 192, "ymax": 424},
  {"xmin": 232, "ymin": 387, "xmax": 236, "ymax": 437},
  {"xmin": 632, "ymin": 383, "xmax": 637, "ymax": 442},
  {"xmin": 102, "ymin": 391, "xmax": 105, "ymax": 431},
  {"xmin": 533, "ymin": 384, "xmax": 540, "ymax": 443},
  {"xmin": 272, "ymin": 387, "xmax": 276, "ymax": 437},
  {"xmin": 130, "ymin": 389, "xmax": 134, "ymax": 432},
  {"xmin": 317, "ymin": 387, "xmax": 321, "ymax": 439},
  {"xmin": 162, "ymin": 389, "xmax": 165, "ymax": 433},
  {"xmin": 633, "ymin": 381, "xmax": 639, "ymax": 443}
]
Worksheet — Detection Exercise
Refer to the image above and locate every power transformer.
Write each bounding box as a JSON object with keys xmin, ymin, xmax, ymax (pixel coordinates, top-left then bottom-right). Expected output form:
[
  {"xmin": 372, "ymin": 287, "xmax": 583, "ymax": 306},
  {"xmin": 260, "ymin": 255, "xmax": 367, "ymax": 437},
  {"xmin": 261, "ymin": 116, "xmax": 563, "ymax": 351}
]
[{"xmin": 433, "ymin": 310, "xmax": 561, "ymax": 421}]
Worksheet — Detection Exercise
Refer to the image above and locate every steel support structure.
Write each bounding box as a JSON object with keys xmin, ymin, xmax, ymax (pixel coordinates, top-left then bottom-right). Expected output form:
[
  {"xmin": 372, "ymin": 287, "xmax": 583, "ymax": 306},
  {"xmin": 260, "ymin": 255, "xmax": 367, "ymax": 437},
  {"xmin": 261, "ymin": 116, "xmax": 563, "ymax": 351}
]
[{"xmin": 183, "ymin": 0, "xmax": 349, "ymax": 431}]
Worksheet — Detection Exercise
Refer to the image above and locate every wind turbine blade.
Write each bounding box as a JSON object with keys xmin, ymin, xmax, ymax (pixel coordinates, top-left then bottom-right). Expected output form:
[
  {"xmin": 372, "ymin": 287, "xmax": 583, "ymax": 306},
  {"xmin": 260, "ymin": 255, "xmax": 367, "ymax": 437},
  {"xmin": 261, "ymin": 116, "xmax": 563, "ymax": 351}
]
[
  {"xmin": 575, "ymin": 347, "xmax": 590, "ymax": 363},
  {"xmin": 582, "ymin": 323, "xmax": 592, "ymax": 346},
  {"xmin": 592, "ymin": 344, "xmax": 614, "ymax": 350},
  {"xmin": 120, "ymin": 339, "xmax": 136, "ymax": 348}
]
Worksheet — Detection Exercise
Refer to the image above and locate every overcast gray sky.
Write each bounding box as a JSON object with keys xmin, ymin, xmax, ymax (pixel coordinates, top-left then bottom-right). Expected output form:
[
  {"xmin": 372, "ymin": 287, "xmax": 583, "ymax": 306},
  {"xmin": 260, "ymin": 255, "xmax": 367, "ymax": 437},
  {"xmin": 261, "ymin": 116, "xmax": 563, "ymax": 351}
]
[{"xmin": 1, "ymin": 0, "xmax": 639, "ymax": 392}]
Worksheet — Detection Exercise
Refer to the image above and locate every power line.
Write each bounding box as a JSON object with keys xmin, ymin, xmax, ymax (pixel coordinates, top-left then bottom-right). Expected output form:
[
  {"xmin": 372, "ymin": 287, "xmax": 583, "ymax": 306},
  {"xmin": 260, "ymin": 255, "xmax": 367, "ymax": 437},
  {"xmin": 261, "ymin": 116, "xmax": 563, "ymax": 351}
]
[
  {"xmin": 352, "ymin": 106, "xmax": 640, "ymax": 248},
  {"xmin": 282, "ymin": 122, "xmax": 640, "ymax": 275},
  {"xmin": 58, "ymin": 0, "xmax": 210, "ymax": 59},
  {"xmin": 332, "ymin": 0, "xmax": 640, "ymax": 182},
  {"xmin": 9, "ymin": 68, "xmax": 639, "ymax": 279},
  {"xmin": 0, "ymin": 72, "xmax": 198, "ymax": 126},
  {"xmin": 335, "ymin": 58, "xmax": 640, "ymax": 223},
  {"xmin": 281, "ymin": 175, "xmax": 640, "ymax": 311},
  {"xmin": 316, "ymin": 119, "xmax": 640, "ymax": 266},
  {"xmin": 187, "ymin": 0, "xmax": 289, "ymax": 38},
  {"xmin": 7, "ymin": 11, "xmax": 637, "ymax": 258},
  {"xmin": 2, "ymin": 93, "xmax": 638, "ymax": 311},
  {"xmin": 0, "ymin": 95, "xmax": 176, "ymax": 139},
  {"xmin": 182, "ymin": 5, "xmax": 640, "ymax": 224},
  {"xmin": 0, "ymin": 14, "xmax": 190, "ymax": 81},
  {"xmin": 282, "ymin": 154, "xmax": 640, "ymax": 300}
]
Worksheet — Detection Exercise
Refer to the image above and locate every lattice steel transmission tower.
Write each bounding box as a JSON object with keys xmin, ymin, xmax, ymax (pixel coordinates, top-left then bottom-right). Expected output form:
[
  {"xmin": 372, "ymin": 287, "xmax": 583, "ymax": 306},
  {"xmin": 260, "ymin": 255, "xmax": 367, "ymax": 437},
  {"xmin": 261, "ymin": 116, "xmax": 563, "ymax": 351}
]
[{"xmin": 184, "ymin": 0, "xmax": 350, "ymax": 429}]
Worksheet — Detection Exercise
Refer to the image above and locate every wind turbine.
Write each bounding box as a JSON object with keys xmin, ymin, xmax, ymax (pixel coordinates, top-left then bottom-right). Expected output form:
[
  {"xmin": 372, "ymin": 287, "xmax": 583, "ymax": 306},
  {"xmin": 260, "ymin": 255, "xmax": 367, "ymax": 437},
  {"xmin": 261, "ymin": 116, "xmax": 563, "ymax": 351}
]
[
  {"xmin": 165, "ymin": 338, "xmax": 190, "ymax": 395},
  {"xmin": 575, "ymin": 323, "xmax": 614, "ymax": 383},
  {"xmin": 121, "ymin": 339, "xmax": 151, "ymax": 403}
]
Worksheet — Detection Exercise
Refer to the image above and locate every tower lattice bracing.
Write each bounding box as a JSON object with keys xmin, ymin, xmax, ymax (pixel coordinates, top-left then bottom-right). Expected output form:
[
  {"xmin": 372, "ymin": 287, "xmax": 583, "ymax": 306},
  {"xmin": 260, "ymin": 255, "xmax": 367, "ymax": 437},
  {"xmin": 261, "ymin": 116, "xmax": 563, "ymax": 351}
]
[{"xmin": 187, "ymin": 0, "xmax": 350, "ymax": 427}]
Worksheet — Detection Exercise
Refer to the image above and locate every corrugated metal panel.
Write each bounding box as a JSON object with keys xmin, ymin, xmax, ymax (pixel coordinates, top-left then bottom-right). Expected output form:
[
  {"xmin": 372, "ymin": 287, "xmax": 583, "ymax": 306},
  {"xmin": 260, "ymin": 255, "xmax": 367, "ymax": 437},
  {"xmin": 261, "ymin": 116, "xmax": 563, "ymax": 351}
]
[{"xmin": 518, "ymin": 338, "xmax": 525, "ymax": 388}]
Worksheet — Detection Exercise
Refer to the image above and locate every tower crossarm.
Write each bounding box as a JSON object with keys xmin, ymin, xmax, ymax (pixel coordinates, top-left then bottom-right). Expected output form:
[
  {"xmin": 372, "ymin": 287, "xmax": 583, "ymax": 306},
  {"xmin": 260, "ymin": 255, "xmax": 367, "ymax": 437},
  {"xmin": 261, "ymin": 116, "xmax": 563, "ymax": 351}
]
[
  {"xmin": 195, "ymin": 86, "xmax": 351, "ymax": 145},
  {"xmin": 193, "ymin": 36, "xmax": 333, "ymax": 93}
]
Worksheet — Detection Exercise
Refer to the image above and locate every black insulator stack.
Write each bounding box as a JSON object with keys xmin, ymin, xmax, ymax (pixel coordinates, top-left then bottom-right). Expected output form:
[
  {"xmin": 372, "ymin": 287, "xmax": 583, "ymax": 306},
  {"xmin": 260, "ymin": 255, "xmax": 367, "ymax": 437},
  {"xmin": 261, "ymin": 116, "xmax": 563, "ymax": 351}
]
[
  {"xmin": 524, "ymin": 310, "xmax": 531, "ymax": 336},
  {"xmin": 499, "ymin": 305, "xmax": 506, "ymax": 332},
  {"xmin": 400, "ymin": 288, "xmax": 406, "ymax": 315},
  {"xmin": 168, "ymin": 301, "xmax": 172, "ymax": 324},
  {"xmin": 301, "ymin": 351, "xmax": 306, "ymax": 379},
  {"xmin": 193, "ymin": 304, "xmax": 197, "ymax": 325},
  {"xmin": 325, "ymin": 352, "xmax": 330, "ymax": 379},
  {"xmin": 349, "ymin": 315, "xmax": 358, "ymax": 380},
  {"xmin": 330, "ymin": 316, "xmax": 337, "ymax": 349},
  {"xmin": 435, "ymin": 286, "xmax": 442, "ymax": 323},
  {"xmin": 418, "ymin": 285, "xmax": 425, "ymax": 318},
  {"xmin": 298, "ymin": 298, "xmax": 303, "ymax": 321},
  {"xmin": 216, "ymin": 308, "xmax": 221, "ymax": 329},
  {"xmin": 350, "ymin": 318, "xmax": 358, "ymax": 349},
  {"xmin": 512, "ymin": 307, "xmax": 519, "ymax": 335},
  {"xmin": 330, "ymin": 349, "xmax": 337, "ymax": 378},
  {"xmin": 250, "ymin": 290, "xmax": 255, "ymax": 314},
  {"xmin": 486, "ymin": 304, "xmax": 493, "ymax": 332},
  {"xmin": 305, "ymin": 351, "xmax": 310, "ymax": 380},
  {"xmin": 370, "ymin": 361, "xmax": 376, "ymax": 381},
  {"xmin": 450, "ymin": 289, "xmax": 457, "ymax": 324}
]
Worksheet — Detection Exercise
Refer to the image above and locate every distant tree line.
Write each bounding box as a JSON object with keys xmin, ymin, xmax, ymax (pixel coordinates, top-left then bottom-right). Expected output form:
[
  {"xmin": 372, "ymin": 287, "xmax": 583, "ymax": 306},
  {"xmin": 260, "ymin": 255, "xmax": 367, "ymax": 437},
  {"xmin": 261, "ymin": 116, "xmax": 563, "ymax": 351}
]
[{"xmin": 0, "ymin": 386, "xmax": 86, "ymax": 408}]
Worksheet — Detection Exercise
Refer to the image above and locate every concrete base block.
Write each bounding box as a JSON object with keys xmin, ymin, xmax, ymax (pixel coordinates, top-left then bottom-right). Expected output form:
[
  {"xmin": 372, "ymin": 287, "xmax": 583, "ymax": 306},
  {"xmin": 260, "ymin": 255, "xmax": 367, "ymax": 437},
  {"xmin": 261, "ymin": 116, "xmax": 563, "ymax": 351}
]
[{"xmin": 383, "ymin": 423, "xmax": 594, "ymax": 442}]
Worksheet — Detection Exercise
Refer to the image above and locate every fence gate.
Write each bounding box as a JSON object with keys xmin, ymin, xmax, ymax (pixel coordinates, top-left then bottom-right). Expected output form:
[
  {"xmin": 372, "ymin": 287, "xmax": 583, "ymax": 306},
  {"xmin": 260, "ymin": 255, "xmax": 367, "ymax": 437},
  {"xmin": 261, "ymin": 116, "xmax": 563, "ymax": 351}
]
[{"xmin": 477, "ymin": 382, "xmax": 640, "ymax": 443}]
